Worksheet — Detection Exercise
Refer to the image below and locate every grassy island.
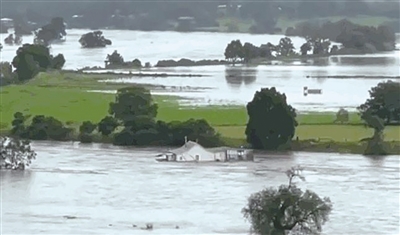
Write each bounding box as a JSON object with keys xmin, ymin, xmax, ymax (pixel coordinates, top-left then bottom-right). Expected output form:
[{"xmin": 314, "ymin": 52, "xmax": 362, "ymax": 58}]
[{"xmin": 1, "ymin": 71, "xmax": 399, "ymax": 155}]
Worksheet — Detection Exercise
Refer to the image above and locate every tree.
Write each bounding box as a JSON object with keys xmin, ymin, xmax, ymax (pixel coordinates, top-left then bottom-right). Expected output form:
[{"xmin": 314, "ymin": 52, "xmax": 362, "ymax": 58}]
[
  {"xmin": 34, "ymin": 17, "xmax": 67, "ymax": 45},
  {"xmin": 79, "ymin": 121, "xmax": 97, "ymax": 143},
  {"xmin": 329, "ymin": 45, "xmax": 339, "ymax": 54},
  {"xmin": 224, "ymin": 40, "xmax": 244, "ymax": 64},
  {"xmin": 110, "ymin": 87, "xmax": 158, "ymax": 146},
  {"xmin": 242, "ymin": 42, "xmax": 259, "ymax": 63},
  {"xmin": 277, "ymin": 37, "xmax": 295, "ymax": 57},
  {"xmin": 334, "ymin": 108, "xmax": 349, "ymax": 124},
  {"xmin": 98, "ymin": 116, "xmax": 119, "ymax": 136},
  {"xmin": 246, "ymin": 88, "xmax": 298, "ymax": 150},
  {"xmin": 242, "ymin": 166, "xmax": 332, "ymax": 235},
  {"xmin": 25, "ymin": 115, "xmax": 71, "ymax": 141},
  {"xmin": 12, "ymin": 44, "xmax": 65, "ymax": 81},
  {"xmin": 0, "ymin": 62, "xmax": 16, "ymax": 85},
  {"xmin": 168, "ymin": 119, "xmax": 222, "ymax": 147},
  {"xmin": 79, "ymin": 31, "xmax": 112, "ymax": 48},
  {"xmin": 0, "ymin": 136, "xmax": 36, "ymax": 170},
  {"xmin": 10, "ymin": 112, "xmax": 29, "ymax": 137},
  {"xmin": 310, "ymin": 38, "xmax": 331, "ymax": 55},
  {"xmin": 106, "ymin": 50, "xmax": 124, "ymax": 65},
  {"xmin": 358, "ymin": 81, "xmax": 400, "ymax": 125},
  {"xmin": 362, "ymin": 112, "xmax": 387, "ymax": 155},
  {"xmin": 109, "ymin": 87, "xmax": 158, "ymax": 129},
  {"xmin": 300, "ymin": 42, "xmax": 312, "ymax": 55}
]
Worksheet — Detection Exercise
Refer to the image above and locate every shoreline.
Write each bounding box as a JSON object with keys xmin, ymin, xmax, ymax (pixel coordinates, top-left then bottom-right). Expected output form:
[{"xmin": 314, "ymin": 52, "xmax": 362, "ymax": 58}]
[
  {"xmin": 75, "ymin": 50, "xmax": 398, "ymax": 71},
  {"xmin": 1, "ymin": 129, "xmax": 399, "ymax": 155}
]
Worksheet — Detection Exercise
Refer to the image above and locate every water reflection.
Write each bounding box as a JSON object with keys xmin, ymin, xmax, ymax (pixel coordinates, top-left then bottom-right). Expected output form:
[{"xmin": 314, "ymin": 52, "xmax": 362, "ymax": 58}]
[
  {"xmin": 336, "ymin": 56, "xmax": 398, "ymax": 66},
  {"xmin": 225, "ymin": 66, "xmax": 257, "ymax": 88}
]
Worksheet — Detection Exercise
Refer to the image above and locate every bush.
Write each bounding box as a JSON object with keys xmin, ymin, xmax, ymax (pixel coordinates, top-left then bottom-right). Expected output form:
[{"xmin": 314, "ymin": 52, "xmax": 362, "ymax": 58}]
[{"xmin": 78, "ymin": 133, "xmax": 94, "ymax": 143}]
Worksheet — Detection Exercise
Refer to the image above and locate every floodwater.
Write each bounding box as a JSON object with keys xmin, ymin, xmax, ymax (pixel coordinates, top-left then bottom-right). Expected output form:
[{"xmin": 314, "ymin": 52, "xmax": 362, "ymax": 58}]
[
  {"xmin": 1, "ymin": 141, "xmax": 399, "ymax": 234},
  {"xmin": 1, "ymin": 30, "xmax": 399, "ymax": 111}
]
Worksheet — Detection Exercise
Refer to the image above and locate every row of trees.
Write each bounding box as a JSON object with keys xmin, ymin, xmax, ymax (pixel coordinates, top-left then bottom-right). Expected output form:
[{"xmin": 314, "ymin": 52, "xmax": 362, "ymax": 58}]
[
  {"xmin": 245, "ymin": 80, "xmax": 400, "ymax": 155},
  {"xmin": 80, "ymin": 87, "xmax": 222, "ymax": 147},
  {"xmin": 3, "ymin": 0, "xmax": 398, "ymax": 32},
  {"xmin": 224, "ymin": 37, "xmax": 336, "ymax": 64},
  {"xmin": 9, "ymin": 87, "xmax": 222, "ymax": 148},
  {"xmin": 286, "ymin": 20, "xmax": 396, "ymax": 52}
]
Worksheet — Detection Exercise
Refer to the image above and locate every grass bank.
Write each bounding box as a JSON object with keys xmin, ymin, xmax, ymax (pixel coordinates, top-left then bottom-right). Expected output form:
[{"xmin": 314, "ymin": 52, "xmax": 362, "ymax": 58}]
[{"xmin": 1, "ymin": 71, "xmax": 399, "ymax": 154}]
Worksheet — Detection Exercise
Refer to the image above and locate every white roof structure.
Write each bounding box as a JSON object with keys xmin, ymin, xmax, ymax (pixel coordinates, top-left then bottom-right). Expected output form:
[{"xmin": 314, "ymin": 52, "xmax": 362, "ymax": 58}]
[{"xmin": 168, "ymin": 141, "xmax": 201, "ymax": 155}]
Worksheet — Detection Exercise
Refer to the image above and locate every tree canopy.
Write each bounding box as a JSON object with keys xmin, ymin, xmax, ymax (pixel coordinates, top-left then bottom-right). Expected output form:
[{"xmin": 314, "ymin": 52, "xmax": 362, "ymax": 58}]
[
  {"xmin": 242, "ymin": 166, "xmax": 332, "ymax": 235},
  {"xmin": 34, "ymin": 17, "xmax": 67, "ymax": 45},
  {"xmin": 12, "ymin": 44, "xmax": 65, "ymax": 81},
  {"xmin": 79, "ymin": 31, "xmax": 112, "ymax": 48},
  {"xmin": 245, "ymin": 87, "xmax": 298, "ymax": 150},
  {"xmin": 358, "ymin": 81, "xmax": 400, "ymax": 125},
  {"xmin": 0, "ymin": 137, "xmax": 37, "ymax": 170}
]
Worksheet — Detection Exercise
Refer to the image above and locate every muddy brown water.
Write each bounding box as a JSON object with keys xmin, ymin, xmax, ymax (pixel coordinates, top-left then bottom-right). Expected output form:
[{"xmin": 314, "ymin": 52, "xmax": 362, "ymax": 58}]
[{"xmin": 1, "ymin": 141, "xmax": 399, "ymax": 234}]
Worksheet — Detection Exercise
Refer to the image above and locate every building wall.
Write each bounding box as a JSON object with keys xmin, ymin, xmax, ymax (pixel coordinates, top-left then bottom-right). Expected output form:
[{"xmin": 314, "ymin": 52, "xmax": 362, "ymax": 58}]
[
  {"xmin": 214, "ymin": 151, "xmax": 227, "ymax": 161},
  {"xmin": 177, "ymin": 145, "xmax": 215, "ymax": 162}
]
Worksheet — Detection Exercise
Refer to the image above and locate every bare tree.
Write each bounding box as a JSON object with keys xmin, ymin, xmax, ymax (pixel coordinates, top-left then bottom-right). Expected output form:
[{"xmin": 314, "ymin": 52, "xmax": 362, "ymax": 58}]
[{"xmin": 0, "ymin": 137, "xmax": 36, "ymax": 170}]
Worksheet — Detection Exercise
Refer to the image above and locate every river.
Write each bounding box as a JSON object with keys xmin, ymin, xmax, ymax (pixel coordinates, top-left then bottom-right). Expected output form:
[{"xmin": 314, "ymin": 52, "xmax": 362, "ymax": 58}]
[
  {"xmin": 1, "ymin": 30, "xmax": 399, "ymax": 111},
  {"xmin": 1, "ymin": 141, "xmax": 399, "ymax": 234}
]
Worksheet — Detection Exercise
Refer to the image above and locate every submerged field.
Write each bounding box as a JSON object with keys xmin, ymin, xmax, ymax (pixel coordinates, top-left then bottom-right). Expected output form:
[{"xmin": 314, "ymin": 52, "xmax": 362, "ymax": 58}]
[{"xmin": 1, "ymin": 71, "xmax": 399, "ymax": 153}]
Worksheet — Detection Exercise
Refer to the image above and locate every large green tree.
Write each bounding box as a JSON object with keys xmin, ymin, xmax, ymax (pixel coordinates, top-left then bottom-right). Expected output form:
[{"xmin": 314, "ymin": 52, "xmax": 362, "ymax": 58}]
[
  {"xmin": 358, "ymin": 81, "xmax": 400, "ymax": 125},
  {"xmin": 12, "ymin": 44, "xmax": 65, "ymax": 81},
  {"xmin": 109, "ymin": 87, "xmax": 158, "ymax": 130},
  {"xmin": 242, "ymin": 166, "xmax": 332, "ymax": 235},
  {"xmin": 245, "ymin": 87, "xmax": 298, "ymax": 150},
  {"xmin": 277, "ymin": 37, "xmax": 295, "ymax": 57},
  {"xmin": 224, "ymin": 40, "xmax": 244, "ymax": 64},
  {"xmin": 110, "ymin": 87, "xmax": 158, "ymax": 146}
]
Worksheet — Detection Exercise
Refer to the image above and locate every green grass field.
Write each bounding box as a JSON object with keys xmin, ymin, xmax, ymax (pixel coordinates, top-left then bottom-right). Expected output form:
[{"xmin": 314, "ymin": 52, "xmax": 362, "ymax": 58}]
[
  {"xmin": 1, "ymin": 71, "xmax": 399, "ymax": 150},
  {"xmin": 216, "ymin": 125, "xmax": 400, "ymax": 142}
]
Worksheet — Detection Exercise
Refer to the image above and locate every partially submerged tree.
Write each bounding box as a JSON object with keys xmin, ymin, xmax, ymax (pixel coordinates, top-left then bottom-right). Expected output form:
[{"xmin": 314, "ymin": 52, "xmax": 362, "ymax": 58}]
[
  {"xmin": 242, "ymin": 166, "xmax": 332, "ymax": 235},
  {"xmin": 242, "ymin": 42, "xmax": 260, "ymax": 63},
  {"xmin": 106, "ymin": 50, "xmax": 124, "ymax": 65},
  {"xmin": 300, "ymin": 42, "xmax": 312, "ymax": 55},
  {"xmin": 224, "ymin": 40, "xmax": 244, "ymax": 64},
  {"xmin": 79, "ymin": 31, "xmax": 112, "ymax": 48},
  {"xmin": 0, "ymin": 137, "xmax": 36, "ymax": 170},
  {"xmin": 277, "ymin": 37, "xmax": 295, "ymax": 57},
  {"xmin": 245, "ymin": 87, "xmax": 298, "ymax": 150},
  {"xmin": 34, "ymin": 17, "xmax": 67, "ymax": 46}
]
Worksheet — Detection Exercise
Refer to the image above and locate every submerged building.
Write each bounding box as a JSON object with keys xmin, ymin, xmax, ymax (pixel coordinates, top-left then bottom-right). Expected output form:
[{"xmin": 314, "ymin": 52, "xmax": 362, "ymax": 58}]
[{"xmin": 155, "ymin": 140, "xmax": 254, "ymax": 162}]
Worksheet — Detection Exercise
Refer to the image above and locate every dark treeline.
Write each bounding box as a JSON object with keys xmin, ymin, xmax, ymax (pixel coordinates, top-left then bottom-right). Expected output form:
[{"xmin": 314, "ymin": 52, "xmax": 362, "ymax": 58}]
[{"xmin": 3, "ymin": 0, "xmax": 399, "ymax": 31}]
